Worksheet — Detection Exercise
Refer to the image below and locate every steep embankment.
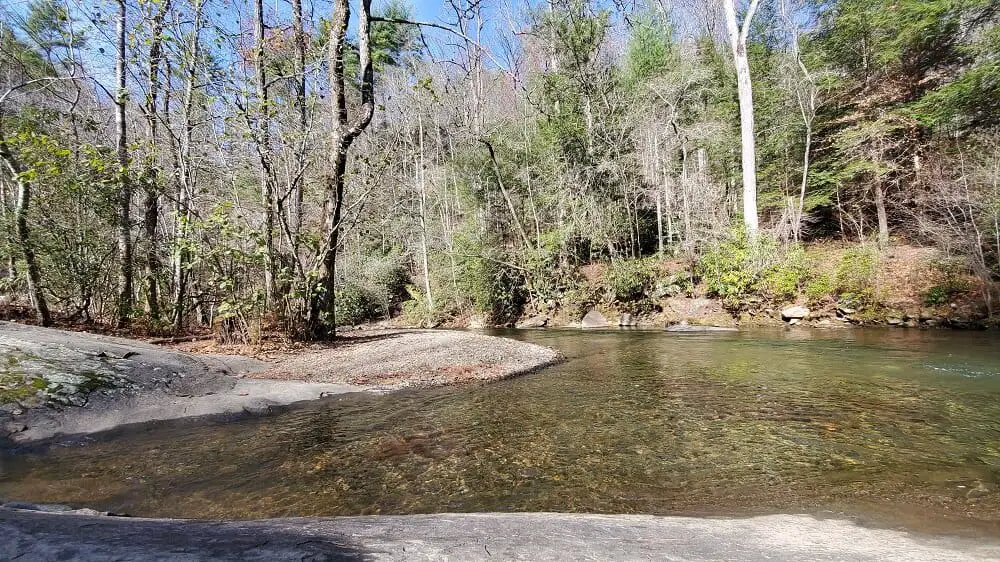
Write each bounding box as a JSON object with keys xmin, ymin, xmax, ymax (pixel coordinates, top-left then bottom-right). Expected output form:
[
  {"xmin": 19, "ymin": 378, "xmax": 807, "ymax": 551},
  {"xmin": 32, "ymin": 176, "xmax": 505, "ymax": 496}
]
[{"xmin": 497, "ymin": 243, "xmax": 993, "ymax": 331}]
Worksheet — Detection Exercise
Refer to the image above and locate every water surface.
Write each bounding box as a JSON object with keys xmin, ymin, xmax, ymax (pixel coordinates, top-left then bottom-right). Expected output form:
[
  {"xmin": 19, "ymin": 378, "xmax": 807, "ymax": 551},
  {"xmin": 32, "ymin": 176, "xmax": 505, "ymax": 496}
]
[{"xmin": 2, "ymin": 328, "xmax": 999, "ymax": 535}]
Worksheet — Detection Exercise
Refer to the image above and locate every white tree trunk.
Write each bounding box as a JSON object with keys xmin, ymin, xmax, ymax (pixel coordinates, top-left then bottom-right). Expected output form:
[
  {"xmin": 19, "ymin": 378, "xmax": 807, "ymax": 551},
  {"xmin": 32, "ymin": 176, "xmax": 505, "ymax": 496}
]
[
  {"xmin": 723, "ymin": 0, "xmax": 762, "ymax": 235},
  {"xmin": 115, "ymin": 0, "xmax": 134, "ymax": 325},
  {"xmin": 417, "ymin": 115, "xmax": 433, "ymax": 311}
]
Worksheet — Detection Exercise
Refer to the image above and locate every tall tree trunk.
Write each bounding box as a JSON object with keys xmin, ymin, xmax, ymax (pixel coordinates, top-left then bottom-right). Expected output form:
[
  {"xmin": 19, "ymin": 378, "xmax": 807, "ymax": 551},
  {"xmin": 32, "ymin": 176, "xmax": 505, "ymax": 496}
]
[
  {"xmin": 254, "ymin": 0, "xmax": 277, "ymax": 308},
  {"xmin": 0, "ymin": 142, "xmax": 50, "ymax": 326},
  {"xmin": 796, "ymin": 122, "xmax": 812, "ymax": 241},
  {"xmin": 417, "ymin": 115, "xmax": 433, "ymax": 312},
  {"xmin": 783, "ymin": 0, "xmax": 816, "ymax": 242},
  {"xmin": 115, "ymin": 0, "xmax": 134, "ymax": 326},
  {"xmin": 874, "ymin": 181, "xmax": 889, "ymax": 247},
  {"xmin": 308, "ymin": 0, "xmax": 376, "ymax": 339},
  {"xmin": 143, "ymin": 0, "xmax": 169, "ymax": 321},
  {"xmin": 290, "ymin": 0, "xmax": 307, "ymax": 242},
  {"xmin": 723, "ymin": 0, "xmax": 762, "ymax": 235},
  {"xmin": 173, "ymin": 0, "xmax": 204, "ymax": 333}
]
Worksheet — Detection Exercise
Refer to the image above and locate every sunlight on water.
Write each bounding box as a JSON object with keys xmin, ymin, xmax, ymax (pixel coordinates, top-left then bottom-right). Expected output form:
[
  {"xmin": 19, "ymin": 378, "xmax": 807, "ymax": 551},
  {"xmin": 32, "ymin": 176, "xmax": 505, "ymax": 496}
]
[{"xmin": 1, "ymin": 328, "xmax": 999, "ymax": 536}]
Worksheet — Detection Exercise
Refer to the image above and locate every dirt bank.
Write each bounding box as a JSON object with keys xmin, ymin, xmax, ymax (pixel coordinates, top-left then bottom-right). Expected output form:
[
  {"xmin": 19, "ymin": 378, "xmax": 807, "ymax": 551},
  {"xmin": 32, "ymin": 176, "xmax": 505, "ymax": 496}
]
[{"xmin": 0, "ymin": 324, "xmax": 561, "ymax": 445}]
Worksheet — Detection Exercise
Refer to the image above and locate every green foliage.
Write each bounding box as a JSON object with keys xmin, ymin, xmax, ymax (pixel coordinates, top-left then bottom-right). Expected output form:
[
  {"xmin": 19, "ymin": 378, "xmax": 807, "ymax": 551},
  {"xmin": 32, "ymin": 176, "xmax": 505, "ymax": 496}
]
[
  {"xmin": 698, "ymin": 229, "xmax": 786, "ymax": 306},
  {"xmin": 335, "ymin": 253, "xmax": 410, "ymax": 326},
  {"xmin": 624, "ymin": 16, "xmax": 676, "ymax": 85},
  {"xmin": 461, "ymin": 253, "xmax": 526, "ymax": 325},
  {"xmin": 369, "ymin": 0, "xmax": 419, "ymax": 71},
  {"xmin": 334, "ymin": 283, "xmax": 375, "ymax": 326},
  {"xmin": 183, "ymin": 203, "xmax": 267, "ymax": 343},
  {"xmin": 804, "ymin": 272, "xmax": 836, "ymax": 302},
  {"xmin": 911, "ymin": 25, "xmax": 1000, "ymax": 130},
  {"xmin": 698, "ymin": 231, "xmax": 822, "ymax": 306},
  {"xmin": 605, "ymin": 258, "xmax": 658, "ymax": 303},
  {"xmin": 762, "ymin": 246, "xmax": 809, "ymax": 300},
  {"xmin": 833, "ymin": 246, "xmax": 880, "ymax": 308},
  {"xmin": 922, "ymin": 257, "xmax": 971, "ymax": 305},
  {"xmin": 25, "ymin": 0, "xmax": 81, "ymax": 51},
  {"xmin": 3, "ymin": 130, "xmax": 119, "ymax": 319}
]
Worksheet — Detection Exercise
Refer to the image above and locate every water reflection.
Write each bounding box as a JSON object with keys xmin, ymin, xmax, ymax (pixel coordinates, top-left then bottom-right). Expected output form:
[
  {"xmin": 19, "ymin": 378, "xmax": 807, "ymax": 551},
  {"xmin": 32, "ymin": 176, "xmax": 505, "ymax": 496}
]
[{"xmin": 1, "ymin": 328, "xmax": 999, "ymax": 535}]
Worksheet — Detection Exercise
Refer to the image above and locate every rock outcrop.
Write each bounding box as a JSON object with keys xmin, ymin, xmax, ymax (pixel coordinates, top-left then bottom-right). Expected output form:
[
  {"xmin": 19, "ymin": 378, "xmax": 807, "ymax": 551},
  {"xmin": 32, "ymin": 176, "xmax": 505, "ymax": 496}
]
[
  {"xmin": 580, "ymin": 310, "xmax": 609, "ymax": 328},
  {"xmin": 780, "ymin": 306, "xmax": 810, "ymax": 322}
]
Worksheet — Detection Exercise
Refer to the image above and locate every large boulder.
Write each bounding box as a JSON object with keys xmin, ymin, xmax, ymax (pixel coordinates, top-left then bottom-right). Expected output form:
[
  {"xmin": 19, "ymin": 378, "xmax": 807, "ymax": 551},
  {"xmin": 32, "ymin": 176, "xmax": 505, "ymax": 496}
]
[
  {"xmin": 780, "ymin": 306, "xmax": 810, "ymax": 321},
  {"xmin": 580, "ymin": 309, "xmax": 609, "ymax": 328}
]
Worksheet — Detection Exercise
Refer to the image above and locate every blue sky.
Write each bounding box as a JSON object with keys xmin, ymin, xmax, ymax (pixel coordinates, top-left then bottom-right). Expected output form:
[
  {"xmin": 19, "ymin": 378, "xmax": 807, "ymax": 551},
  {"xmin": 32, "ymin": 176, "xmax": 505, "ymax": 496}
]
[{"xmin": 410, "ymin": 0, "xmax": 441, "ymax": 20}]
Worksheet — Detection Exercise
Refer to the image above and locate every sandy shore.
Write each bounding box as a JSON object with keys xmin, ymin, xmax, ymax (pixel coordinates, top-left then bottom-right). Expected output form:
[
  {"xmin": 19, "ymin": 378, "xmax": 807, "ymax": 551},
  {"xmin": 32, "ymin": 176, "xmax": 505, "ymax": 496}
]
[
  {"xmin": 0, "ymin": 323, "xmax": 561, "ymax": 445},
  {"xmin": 253, "ymin": 329, "xmax": 563, "ymax": 387}
]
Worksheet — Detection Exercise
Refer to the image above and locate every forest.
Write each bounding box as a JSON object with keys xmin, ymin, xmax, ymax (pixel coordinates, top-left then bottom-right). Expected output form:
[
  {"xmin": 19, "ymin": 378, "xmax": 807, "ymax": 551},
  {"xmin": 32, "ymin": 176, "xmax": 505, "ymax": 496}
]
[{"xmin": 0, "ymin": 0, "xmax": 998, "ymax": 340}]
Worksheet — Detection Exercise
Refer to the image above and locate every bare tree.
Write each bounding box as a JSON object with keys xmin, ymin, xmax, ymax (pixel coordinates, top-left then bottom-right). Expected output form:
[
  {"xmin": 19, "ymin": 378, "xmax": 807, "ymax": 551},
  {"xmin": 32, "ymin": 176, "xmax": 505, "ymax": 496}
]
[
  {"xmin": 307, "ymin": 0, "xmax": 376, "ymax": 338},
  {"xmin": 253, "ymin": 0, "xmax": 277, "ymax": 307},
  {"xmin": 289, "ymin": 0, "xmax": 307, "ymax": 240},
  {"xmin": 115, "ymin": 0, "xmax": 134, "ymax": 325},
  {"xmin": 780, "ymin": 0, "xmax": 820, "ymax": 240},
  {"xmin": 141, "ymin": 0, "xmax": 170, "ymax": 321},
  {"xmin": 172, "ymin": 0, "xmax": 206, "ymax": 332},
  {"xmin": 0, "ymin": 136, "xmax": 51, "ymax": 326}
]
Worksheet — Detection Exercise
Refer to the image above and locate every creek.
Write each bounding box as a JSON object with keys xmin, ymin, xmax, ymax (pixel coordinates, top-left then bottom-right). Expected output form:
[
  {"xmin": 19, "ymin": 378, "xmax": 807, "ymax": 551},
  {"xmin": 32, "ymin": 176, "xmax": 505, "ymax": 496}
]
[{"xmin": 1, "ymin": 328, "xmax": 999, "ymax": 536}]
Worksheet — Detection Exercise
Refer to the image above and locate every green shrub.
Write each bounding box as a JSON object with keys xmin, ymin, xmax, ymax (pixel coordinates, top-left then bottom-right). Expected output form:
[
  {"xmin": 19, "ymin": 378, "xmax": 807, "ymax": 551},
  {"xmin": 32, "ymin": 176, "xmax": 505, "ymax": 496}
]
[
  {"xmin": 605, "ymin": 258, "xmax": 658, "ymax": 303},
  {"xmin": 763, "ymin": 246, "xmax": 809, "ymax": 300},
  {"xmin": 804, "ymin": 272, "xmax": 835, "ymax": 302},
  {"xmin": 560, "ymin": 282, "xmax": 597, "ymax": 318},
  {"xmin": 697, "ymin": 229, "xmax": 792, "ymax": 306},
  {"xmin": 922, "ymin": 257, "xmax": 971, "ymax": 305},
  {"xmin": 335, "ymin": 253, "xmax": 411, "ymax": 327},
  {"xmin": 834, "ymin": 246, "xmax": 880, "ymax": 308},
  {"xmin": 697, "ymin": 230, "xmax": 759, "ymax": 303},
  {"xmin": 334, "ymin": 282, "xmax": 376, "ymax": 327},
  {"xmin": 400, "ymin": 285, "xmax": 452, "ymax": 327},
  {"xmin": 462, "ymin": 256, "xmax": 526, "ymax": 324}
]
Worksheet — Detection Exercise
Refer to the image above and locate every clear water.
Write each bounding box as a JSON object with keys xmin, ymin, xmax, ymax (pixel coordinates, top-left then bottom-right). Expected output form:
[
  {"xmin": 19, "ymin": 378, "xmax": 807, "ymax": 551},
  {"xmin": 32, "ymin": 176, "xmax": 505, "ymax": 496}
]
[{"xmin": 2, "ymin": 328, "xmax": 1000, "ymax": 535}]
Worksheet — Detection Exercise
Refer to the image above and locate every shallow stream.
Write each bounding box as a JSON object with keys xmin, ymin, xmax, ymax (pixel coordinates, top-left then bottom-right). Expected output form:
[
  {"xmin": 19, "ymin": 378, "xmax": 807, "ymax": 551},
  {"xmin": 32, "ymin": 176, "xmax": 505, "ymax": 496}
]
[{"xmin": 2, "ymin": 328, "xmax": 1000, "ymax": 535}]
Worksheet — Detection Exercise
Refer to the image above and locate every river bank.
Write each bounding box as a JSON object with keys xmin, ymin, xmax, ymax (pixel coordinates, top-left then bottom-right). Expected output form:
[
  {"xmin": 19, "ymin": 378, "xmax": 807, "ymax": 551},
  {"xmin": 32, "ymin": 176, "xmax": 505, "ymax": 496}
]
[
  {"xmin": 0, "ymin": 323, "xmax": 561, "ymax": 445},
  {"xmin": 427, "ymin": 243, "xmax": 997, "ymax": 332}
]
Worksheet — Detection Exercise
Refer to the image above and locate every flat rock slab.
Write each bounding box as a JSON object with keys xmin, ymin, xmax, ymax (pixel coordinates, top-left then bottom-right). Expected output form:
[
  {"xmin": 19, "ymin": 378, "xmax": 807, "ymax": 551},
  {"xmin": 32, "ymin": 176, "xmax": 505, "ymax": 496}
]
[
  {"xmin": 2, "ymin": 325, "xmax": 563, "ymax": 444},
  {"xmin": 1, "ymin": 507, "xmax": 998, "ymax": 561},
  {"xmin": 0, "ymin": 323, "xmax": 360, "ymax": 444}
]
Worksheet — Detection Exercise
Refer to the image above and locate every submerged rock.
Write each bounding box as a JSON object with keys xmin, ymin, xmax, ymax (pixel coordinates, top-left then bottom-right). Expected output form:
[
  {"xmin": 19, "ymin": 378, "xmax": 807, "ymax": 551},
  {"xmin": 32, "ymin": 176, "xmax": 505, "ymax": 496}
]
[
  {"xmin": 580, "ymin": 309, "xmax": 609, "ymax": 329},
  {"xmin": 781, "ymin": 306, "xmax": 810, "ymax": 321},
  {"xmin": 242, "ymin": 398, "xmax": 278, "ymax": 416},
  {"xmin": 516, "ymin": 315, "xmax": 549, "ymax": 329},
  {"xmin": 666, "ymin": 322, "xmax": 737, "ymax": 333}
]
